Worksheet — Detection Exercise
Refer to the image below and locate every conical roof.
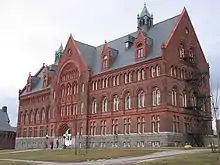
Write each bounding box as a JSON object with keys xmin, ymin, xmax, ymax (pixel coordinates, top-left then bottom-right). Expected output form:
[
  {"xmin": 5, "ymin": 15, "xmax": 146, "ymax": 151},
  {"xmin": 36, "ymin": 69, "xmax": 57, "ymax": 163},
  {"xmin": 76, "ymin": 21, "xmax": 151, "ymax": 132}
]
[{"xmin": 140, "ymin": 2, "xmax": 151, "ymax": 17}]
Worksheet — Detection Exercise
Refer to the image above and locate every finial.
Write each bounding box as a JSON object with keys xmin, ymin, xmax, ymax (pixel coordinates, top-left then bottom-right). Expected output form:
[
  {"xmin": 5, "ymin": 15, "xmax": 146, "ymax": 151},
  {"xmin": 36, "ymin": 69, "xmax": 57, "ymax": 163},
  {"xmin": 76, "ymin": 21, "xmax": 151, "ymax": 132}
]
[
  {"xmin": 105, "ymin": 40, "xmax": 107, "ymax": 44},
  {"xmin": 29, "ymin": 72, "xmax": 31, "ymax": 76},
  {"xmin": 144, "ymin": 2, "xmax": 146, "ymax": 8},
  {"xmin": 137, "ymin": 14, "xmax": 140, "ymax": 18},
  {"xmin": 43, "ymin": 63, "xmax": 45, "ymax": 67}
]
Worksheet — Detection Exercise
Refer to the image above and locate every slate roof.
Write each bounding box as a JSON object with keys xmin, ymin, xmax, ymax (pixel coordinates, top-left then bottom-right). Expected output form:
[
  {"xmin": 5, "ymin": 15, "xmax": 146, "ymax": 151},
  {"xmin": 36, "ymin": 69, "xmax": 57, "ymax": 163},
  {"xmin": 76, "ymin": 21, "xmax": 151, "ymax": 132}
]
[
  {"xmin": 0, "ymin": 107, "xmax": 15, "ymax": 132},
  {"xmin": 20, "ymin": 14, "xmax": 180, "ymax": 96},
  {"xmin": 77, "ymin": 15, "xmax": 180, "ymax": 74}
]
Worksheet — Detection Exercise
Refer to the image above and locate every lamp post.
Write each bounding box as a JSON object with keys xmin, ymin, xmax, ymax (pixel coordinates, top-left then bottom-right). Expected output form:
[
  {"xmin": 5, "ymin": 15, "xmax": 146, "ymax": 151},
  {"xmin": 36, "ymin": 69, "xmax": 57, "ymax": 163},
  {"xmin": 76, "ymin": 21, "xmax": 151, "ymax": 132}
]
[
  {"xmin": 63, "ymin": 134, "xmax": 66, "ymax": 149},
  {"xmin": 45, "ymin": 134, "xmax": 49, "ymax": 149}
]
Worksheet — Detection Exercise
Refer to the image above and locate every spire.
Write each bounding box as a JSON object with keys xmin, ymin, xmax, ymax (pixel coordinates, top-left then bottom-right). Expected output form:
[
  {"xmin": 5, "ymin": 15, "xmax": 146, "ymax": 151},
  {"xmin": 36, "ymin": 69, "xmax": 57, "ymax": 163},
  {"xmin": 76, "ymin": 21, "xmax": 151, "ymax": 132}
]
[
  {"xmin": 137, "ymin": 2, "xmax": 153, "ymax": 32},
  {"xmin": 140, "ymin": 2, "xmax": 151, "ymax": 17},
  {"xmin": 58, "ymin": 43, "xmax": 63, "ymax": 53},
  {"xmin": 54, "ymin": 43, "xmax": 63, "ymax": 64}
]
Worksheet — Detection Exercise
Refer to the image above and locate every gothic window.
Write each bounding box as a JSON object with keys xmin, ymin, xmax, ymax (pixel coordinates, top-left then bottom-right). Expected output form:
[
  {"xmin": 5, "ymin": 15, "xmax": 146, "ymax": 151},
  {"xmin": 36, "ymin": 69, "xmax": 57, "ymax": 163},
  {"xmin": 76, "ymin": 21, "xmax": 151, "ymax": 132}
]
[
  {"xmin": 42, "ymin": 109, "xmax": 46, "ymax": 121},
  {"xmin": 136, "ymin": 43, "xmax": 144, "ymax": 58},
  {"xmin": 128, "ymin": 72, "xmax": 132, "ymax": 83},
  {"xmin": 137, "ymin": 70, "xmax": 141, "ymax": 81},
  {"xmin": 36, "ymin": 110, "xmax": 40, "ymax": 122},
  {"xmin": 152, "ymin": 88, "xmax": 161, "ymax": 106},
  {"xmin": 105, "ymin": 78, "xmax": 108, "ymax": 88},
  {"xmin": 125, "ymin": 92, "xmax": 131, "ymax": 110},
  {"xmin": 81, "ymin": 83, "xmax": 85, "ymax": 93},
  {"xmin": 171, "ymin": 88, "xmax": 177, "ymax": 106},
  {"xmin": 141, "ymin": 69, "xmax": 145, "ymax": 80},
  {"xmin": 116, "ymin": 75, "xmax": 120, "ymax": 85},
  {"xmin": 182, "ymin": 91, "xmax": 187, "ymax": 107},
  {"xmin": 124, "ymin": 73, "xmax": 128, "ymax": 84},
  {"xmin": 138, "ymin": 90, "xmax": 145, "ymax": 108},
  {"xmin": 113, "ymin": 95, "xmax": 119, "ymax": 111},
  {"xmin": 61, "ymin": 86, "xmax": 65, "ymax": 97},
  {"xmin": 151, "ymin": 115, "xmax": 160, "ymax": 133},
  {"xmin": 179, "ymin": 42, "xmax": 185, "ymax": 58},
  {"xmin": 30, "ymin": 111, "xmax": 34, "ymax": 123},
  {"xmin": 191, "ymin": 92, "xmax": 197, "ymax": 107},
  {"xmin": 92, "ymin": 99, "xmax": 97, "ymax": 114},
  {"xmin": 80, "ymin": 103, "xmax": 84, "ymax": 114},
  {"xmin": 151, "ymin": 66, "xmax": 155, "ymax": 77},
  {"xmin": 103, "ymin": 56, "xmax": 108, "ymax": 68},
  {"xmin": 102, "ymin": 97, "xmax": 108, "ymax": 113},
  {"xmin": 170, "ymin": 65, "xmax": 174, "ymax": 76},
  {"xmin": 155, "ymin": 65, "xmax": 160, "ymax": 76},
  {"xmin": 112, "ymin": 76, "xmax": 116, "ymax": 86}
]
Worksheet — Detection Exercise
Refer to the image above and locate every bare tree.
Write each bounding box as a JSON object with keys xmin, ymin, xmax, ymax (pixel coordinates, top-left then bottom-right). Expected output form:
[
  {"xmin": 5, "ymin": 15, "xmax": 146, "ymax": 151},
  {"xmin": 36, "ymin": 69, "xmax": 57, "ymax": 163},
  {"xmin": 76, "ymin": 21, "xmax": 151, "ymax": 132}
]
[{"xmin": 211, "ymin": 85, "xmax": 220, "ymax": 152}]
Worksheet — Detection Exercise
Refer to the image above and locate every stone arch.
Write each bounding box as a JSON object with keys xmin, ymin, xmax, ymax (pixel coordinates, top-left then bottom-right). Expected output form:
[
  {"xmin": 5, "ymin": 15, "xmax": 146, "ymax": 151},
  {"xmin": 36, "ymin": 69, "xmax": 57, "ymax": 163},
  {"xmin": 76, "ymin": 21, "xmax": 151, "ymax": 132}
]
[
  {"xmin": 56, "ymin": 123, "xmax": 72, "ymax": 137},
  {"xmin": 58, "ymin": 61, "xmax": 80, "ymax": 83}
]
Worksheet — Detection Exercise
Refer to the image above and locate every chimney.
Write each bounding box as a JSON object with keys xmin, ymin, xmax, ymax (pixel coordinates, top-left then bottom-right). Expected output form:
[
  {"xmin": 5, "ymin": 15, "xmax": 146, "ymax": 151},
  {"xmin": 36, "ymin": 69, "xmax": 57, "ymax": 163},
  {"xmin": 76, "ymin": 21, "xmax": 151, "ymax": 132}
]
[{"xmin": 2, "ymin": 106, "xmax": 7, "ymax": 112}]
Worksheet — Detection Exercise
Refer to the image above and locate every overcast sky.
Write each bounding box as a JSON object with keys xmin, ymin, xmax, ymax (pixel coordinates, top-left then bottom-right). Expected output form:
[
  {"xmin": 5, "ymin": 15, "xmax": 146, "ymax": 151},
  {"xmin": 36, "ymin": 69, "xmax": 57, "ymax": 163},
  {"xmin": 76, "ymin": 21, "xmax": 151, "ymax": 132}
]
[{"xmin": 0, "ymin": 0, "xmax": 220, "ymax": 126}]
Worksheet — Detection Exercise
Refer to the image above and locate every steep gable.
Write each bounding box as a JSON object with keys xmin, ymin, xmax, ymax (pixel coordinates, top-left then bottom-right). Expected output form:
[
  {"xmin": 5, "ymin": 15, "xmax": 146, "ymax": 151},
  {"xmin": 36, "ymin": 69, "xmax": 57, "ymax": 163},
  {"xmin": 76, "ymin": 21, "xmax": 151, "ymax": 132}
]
[
  {"xmin": 0, "ymin": 106, "xmax": 15, "ymax": 132},
  {"xmin": 164, "ymin": 8, "xmax": 208, "ymax": 69},
  {"xmin": 90, "ymin": 15, "xmax": 180, "ymax": 74}
]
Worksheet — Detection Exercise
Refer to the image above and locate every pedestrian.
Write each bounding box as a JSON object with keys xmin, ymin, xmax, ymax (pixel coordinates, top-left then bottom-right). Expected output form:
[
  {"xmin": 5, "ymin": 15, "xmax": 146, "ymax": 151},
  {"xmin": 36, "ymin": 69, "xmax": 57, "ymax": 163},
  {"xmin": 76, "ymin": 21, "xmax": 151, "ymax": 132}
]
[
  {"xmin": 50, "ymin": 140, "xmax": 54, "ymax": 150},
  {"xmin": 56, "ymin": 139, "xmax": 59, "ymax": 149}
]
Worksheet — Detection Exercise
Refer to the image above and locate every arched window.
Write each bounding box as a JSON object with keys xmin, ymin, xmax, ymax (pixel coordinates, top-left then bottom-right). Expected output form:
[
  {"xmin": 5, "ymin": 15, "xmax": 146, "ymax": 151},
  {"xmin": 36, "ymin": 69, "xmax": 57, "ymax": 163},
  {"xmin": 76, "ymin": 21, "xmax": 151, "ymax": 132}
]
[
  {"xmin": 116, "ymin": 75, "xmax": 120, "ymax": 85},
  {"xmin": 81, "ymin": 83, "xmax": 85, "ymax": 93},
  {"xmin": 25, "ymin": 112, "xmax": 29, "ymax": 124},
  {"xmin": 128, "ymin": 72, "xmax": 132, "ymax": 83},
  {"xmin": 181, "ymin": 91, "xmax": 187, "ymax": 107},
  {"xmin": 105, "ymin": 78, "xmax": 108, "ymax": 88},
  {"xmin": 170, "ymin": 65, "xmax": 174, "ymax": 77},
  {"xmin": 73, "ymin": 83, "xmax": 78, "ymax": 94},
  {"xmin": 36, "ymin": 110, "xmax": 40, "ymax": 122},
  {"xmin": 171, "ymin": 88, "xmax": 177, "ymax": 106},
  {"xmin": 124, "ymin": 73, "xmax": 128, "ymax": 84},
  {"xmin": 191, "ymin": 92, "xmax": 197, "ymax": 107},
  {"xmin": 113, "ymin": 95, "xmax": 119, "ymax": 111},
  {"xmin": 103, "ymin": 56, "xmax": 108, "ymax": 68},
  {"xmin": 92, "ymin": 99, "xmax": 97, "ymax": 114},
  {"xmin": 125, "ymin": 92, "xmax": 131, "ymax": 110},
  {"xmin": 152, "ymin": 88, "xmax": 161, "ymax": 106},
  {"xmin": 141, "ymin": 69, "xmax": 145, "ymax": 80},
  {"xmin": 137, "ymin": 70, "xmax": 141, "ymax": 81},
  {"xmin": 61, "ymin": 86, "xmax": 65, "ymax": 97},
  {"xmin": 155, "ymin": 65, "xmax": 160, "ymax": 76},
  {"xmin": 179, "ymin": 42, "xmax": 185, "ymax": 58},
  {"xmin": 42, "ymin": 109, "xmax": 45, "ymax": 121},
  {"xmin": 30, "ymin": 111, "xmax": 34, "ymax": 123},
  {"xmin": 138, "ymin": 90, "xmax": 145, "ymax": 108},
  {"xmin": 102, "ymin": 97, "xmax": 108, "ymax": 113},
  {"xmin": 112, "ymin": 76, "xmax": 116, "ymax": 86},
  {"xmin": 80, "ymin": 103, "xmax": 84, "ymax": 114},
  {"xmin": 151, "ymin": 66, "xmax": 155, "ymax": 77}
]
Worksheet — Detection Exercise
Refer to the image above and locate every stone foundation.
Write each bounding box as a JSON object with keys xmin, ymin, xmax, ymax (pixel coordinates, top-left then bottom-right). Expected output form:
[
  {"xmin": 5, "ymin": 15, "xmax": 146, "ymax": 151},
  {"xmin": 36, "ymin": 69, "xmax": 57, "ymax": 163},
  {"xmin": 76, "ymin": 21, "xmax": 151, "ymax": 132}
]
[{"xmin": 15, "ymin": 132, "xmax": 184, "ymax": 149}]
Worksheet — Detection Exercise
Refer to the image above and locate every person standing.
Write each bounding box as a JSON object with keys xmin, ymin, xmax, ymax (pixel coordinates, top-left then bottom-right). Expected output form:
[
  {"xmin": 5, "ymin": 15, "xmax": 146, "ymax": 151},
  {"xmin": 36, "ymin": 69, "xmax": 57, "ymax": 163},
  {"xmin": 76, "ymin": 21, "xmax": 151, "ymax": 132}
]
[
  {"xmin": 56, "ymin": 139, "xmax": 59, "ymax": 149},
  {"xmin": 50, "ymin": 140, "xmax": 54, "ymax": 150}
]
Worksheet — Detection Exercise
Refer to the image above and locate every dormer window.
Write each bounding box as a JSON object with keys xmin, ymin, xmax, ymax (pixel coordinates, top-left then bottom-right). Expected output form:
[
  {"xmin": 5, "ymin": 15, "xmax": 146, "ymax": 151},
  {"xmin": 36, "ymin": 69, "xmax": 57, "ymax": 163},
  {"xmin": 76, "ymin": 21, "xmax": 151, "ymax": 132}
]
[
  {"xmin": 125, "ymin": 42, "xmax": 130, "ymax": 49},
  {"xmin": 137, "ymin": 48, "xmax": 144, "ymax": 58},
  {"xmin": 103, "ymin": 56, "xmax": 108, "ymax": 68},
  {"xmin": 68, "ymin": 49, "xmax": 71, "ymax": 55}
]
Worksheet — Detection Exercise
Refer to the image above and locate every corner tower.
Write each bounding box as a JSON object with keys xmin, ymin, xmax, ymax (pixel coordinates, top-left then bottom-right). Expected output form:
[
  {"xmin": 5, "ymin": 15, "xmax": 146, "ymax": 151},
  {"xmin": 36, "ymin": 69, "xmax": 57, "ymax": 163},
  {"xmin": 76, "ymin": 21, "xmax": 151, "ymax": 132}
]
[{"xmin": 137, "ymin": 2, "xmax": 153, "ymax": 32}]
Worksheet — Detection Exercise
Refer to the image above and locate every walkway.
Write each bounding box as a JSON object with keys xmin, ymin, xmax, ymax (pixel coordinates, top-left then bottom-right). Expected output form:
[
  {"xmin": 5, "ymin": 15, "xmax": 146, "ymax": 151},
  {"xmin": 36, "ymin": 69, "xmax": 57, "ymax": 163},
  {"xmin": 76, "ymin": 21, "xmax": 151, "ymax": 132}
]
[{"xmin": 0, "ymin": 149, "xmax": 209, "ymax": 165}]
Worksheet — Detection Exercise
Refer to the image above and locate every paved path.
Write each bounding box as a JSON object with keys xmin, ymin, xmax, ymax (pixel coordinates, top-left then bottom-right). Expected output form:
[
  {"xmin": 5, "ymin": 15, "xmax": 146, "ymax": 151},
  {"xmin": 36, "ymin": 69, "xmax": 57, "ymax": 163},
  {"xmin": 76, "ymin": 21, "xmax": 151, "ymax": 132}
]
[{"xmin": 0, "ymin": 149, "xmax": 209, "ymax": 165}]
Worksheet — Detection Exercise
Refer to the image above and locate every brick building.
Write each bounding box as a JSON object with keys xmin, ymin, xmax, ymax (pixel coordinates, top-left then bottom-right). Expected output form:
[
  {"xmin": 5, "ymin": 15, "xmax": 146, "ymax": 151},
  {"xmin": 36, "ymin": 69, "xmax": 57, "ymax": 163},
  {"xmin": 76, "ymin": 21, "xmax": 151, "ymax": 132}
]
[
  {"xmin": 16, "ymin": 4, "xmax": 212, "ymax": 149},
  {"xmin": 0, "ymin": 106, "xmax": 16, "ymax": 149}
]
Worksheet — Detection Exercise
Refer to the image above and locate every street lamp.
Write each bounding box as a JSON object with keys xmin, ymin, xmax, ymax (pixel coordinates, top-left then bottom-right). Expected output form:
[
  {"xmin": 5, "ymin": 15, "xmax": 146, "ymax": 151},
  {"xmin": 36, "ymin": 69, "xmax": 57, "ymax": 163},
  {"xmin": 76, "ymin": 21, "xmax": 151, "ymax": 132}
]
[
  {"xmin": 45, "ymin": 134, "xmax": 49, "ymax": 149},
  {"xmin": 63, "ymin": 134, "xmax": 66, "ymax": 149}
]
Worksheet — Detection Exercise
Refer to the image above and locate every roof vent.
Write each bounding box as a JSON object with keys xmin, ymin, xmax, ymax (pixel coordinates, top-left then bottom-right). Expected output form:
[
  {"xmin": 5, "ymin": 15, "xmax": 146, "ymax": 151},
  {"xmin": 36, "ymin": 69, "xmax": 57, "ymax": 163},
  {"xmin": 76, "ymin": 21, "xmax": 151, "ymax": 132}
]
[{"xmin": 2, "ymin": 106, "xmax": 7, "ymax": 112}]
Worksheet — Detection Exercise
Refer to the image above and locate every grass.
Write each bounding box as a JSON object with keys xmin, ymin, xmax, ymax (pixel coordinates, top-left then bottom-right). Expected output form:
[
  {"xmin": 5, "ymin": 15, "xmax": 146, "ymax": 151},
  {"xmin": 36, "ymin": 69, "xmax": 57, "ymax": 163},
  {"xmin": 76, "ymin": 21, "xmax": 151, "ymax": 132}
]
[
  {"xmin": 0, "ymin": 148, "xmax": 157, "ymax": 162},
  {"xmin": 0, "ymin": 161, "xmax": 30, "ymax": 165},
  {"xmin": 139, "ymin": 152, "xmax": 220, "ymax": 165}
]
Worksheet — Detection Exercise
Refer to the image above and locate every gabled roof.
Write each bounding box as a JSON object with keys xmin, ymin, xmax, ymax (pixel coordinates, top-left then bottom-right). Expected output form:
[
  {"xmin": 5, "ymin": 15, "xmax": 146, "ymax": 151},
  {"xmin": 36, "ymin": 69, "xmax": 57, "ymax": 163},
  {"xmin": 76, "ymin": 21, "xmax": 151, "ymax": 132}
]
[
  {"xmin": 20, "ymin": 65, "xmax": 56, "ymax": 96},
  {"xmin": 20, "ymin": 14, "xmax": 180, "ymax": 96},
  {"xmin": 0, "ymin": 107, "xmax": 15, "ymax": 132},
  {"xmin": 75, "ymin": 15, "xmax": 180, "ymax": 74}
]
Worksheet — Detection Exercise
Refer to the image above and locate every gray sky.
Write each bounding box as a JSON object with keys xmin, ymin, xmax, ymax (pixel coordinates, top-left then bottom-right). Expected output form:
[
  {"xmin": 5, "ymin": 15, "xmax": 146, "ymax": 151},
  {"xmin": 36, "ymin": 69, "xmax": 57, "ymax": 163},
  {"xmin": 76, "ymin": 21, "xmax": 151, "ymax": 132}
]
[{"xmin": 0, "ymin": 0, "xmax": 219, "ymax": 126}]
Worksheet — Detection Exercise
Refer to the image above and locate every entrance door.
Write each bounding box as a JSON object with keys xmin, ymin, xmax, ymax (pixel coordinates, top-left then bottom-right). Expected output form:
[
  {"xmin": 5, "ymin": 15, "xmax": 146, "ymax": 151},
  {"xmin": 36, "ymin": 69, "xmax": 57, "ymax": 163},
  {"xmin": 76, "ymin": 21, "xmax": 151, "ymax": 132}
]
[{"xmin": 64, "ymin": 129, "xmax": 72, "ymax": 147}]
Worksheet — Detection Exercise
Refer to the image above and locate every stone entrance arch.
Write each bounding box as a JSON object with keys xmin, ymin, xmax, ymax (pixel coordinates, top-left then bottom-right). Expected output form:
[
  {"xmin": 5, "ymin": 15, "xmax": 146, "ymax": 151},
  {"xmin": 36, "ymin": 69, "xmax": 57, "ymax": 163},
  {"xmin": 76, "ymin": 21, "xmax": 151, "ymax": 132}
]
[{"xmin": 56, "ymin": 123, "xmax": 74, "ymax": 147}]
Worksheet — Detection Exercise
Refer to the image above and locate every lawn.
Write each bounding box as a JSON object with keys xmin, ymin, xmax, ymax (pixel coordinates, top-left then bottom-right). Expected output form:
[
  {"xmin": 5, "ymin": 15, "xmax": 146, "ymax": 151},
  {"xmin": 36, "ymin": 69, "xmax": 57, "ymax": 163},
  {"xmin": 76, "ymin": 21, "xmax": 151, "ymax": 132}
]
[
  {"xmin": 0, "ymin": 148, "xmax": 156, "ymax": 162},
  {"xmin": 139, "ymin": 152, "xmax": 220, "ymax": 165},
  {"xmin": 0, "ymin": 161, "xmax": 29, "ymax": 165}
]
